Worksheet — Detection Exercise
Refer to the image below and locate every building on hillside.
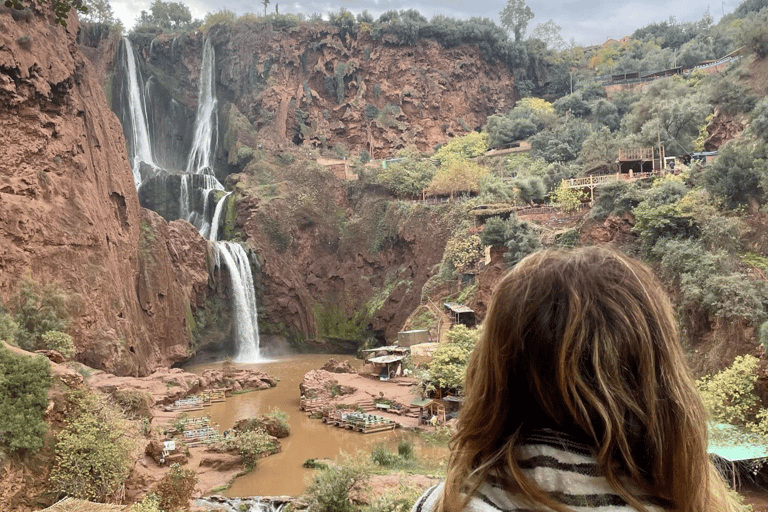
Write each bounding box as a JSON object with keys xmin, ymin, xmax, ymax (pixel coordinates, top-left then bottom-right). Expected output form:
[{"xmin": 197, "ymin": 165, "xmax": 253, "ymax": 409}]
[
  {"xmin": 444, "ymin": 302, "xmax": 476, "ymax": 327},
  {"xmin": 690, "ymin": 151, "xmax": 718, "ymax": 165},
  {"xmin": 618, "ymin": 147, "xmax": 666, "ymax": 175}
]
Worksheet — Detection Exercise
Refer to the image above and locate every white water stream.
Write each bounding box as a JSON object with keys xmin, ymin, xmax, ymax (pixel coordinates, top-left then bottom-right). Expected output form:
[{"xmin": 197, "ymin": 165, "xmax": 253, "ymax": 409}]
[
  {"xmin": 122, "ymin": 36, "xmax": 263, "ymax": 362},
  {"xmin": 123, "ymin": 38, "xmax": 156, "ymax": 187}
]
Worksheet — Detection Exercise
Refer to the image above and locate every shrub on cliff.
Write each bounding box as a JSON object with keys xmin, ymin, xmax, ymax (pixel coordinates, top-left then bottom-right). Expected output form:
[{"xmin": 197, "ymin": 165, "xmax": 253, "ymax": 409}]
[
  {"xmin": 10, "ymin": 276, "xmax": 72, "ymax": 352},
  {"xmin": 50, "ymin": 390, "xmax": 134, "ymax": 501},
  {"xmin": 40, "ymin": 330, "xmax": 75, "ymax": 359},
  {"xmin": 0, "ymin": 344, "xmax": 51, "ymax": 454}
]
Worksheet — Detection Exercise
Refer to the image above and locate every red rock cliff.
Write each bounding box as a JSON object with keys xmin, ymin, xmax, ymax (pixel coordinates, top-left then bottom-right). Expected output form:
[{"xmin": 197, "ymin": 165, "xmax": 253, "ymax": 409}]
[{"xmin": 0, "ymin": 6, "xmax": 207, "ymax": 375}]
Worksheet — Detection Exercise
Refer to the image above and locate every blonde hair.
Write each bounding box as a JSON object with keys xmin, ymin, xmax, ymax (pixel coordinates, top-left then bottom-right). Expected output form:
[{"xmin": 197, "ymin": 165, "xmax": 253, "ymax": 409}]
[{"xmin": 440, "ymin": 247, "xmax": 738, "ymax": 512}]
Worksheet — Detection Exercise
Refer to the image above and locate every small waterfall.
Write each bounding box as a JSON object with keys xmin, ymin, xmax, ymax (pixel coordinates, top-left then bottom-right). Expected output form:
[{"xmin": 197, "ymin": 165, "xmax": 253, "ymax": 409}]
[
  {"xmin": 211, "ymin": 242, "xmax": 261, "ymax": 363},
  {"xmin": 195, "ymin": 497, "xmax": 287, "ymax": 512},
  {"xmin": 179, "ymin": 174, "xmax": 190, "ymax": 220},
  {"xmin": 186, "ymin": 38, "xmax": 219, "ymax": 176},
  {"xmin": 209, "ymin": 191, "xmax": 232, "ymax": 242},
  {"xmin": 123, "ymin": 37, "xmax": 156, "ymax": 187}
]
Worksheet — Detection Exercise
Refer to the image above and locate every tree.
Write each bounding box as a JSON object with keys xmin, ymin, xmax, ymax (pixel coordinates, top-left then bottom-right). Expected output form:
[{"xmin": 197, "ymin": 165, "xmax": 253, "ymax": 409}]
[
  {"xmin": 429, "ymin": 325, "xmax": 479, "ymax": 391},
  {"xmin": 262, "ymin": 0, "xmax": 269, "ymax": 16},
  {"xmin": 155, "ymin": 464, "xmax": 197, "ymax": 512},
  {"xmin": 4, "ymin": 0, "xmax": 86, "ymax": 26},
  {"xmin": 503, "ymin": 215, "xmax": 540, "ymax": 265},
  {"xmin": 530, "ymin": 19, "xmax": 564, "ymax": 50},
  {"xmin": 135, "ymin": 0, "xmax": 192, "ymax": 31},
  {"xmin": 81, "ymin": 0, "xmax": 115, "ymax": 24},
  {"xmin": 427, "ymin": 161, "xmax": 488, "ymax": 198},
  {"xmin": 0, "ymin": 344, "xmax": 51, "ymax": 454},
  {"xmin": 499, "ymin": 0, "xmax": 533, "ymax": 42}
]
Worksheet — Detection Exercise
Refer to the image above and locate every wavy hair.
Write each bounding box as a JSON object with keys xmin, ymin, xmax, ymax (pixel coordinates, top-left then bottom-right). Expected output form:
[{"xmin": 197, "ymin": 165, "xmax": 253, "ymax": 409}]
[{"xmin": 440, "ymin": 247, "xmax": 737, "ymax": 512}]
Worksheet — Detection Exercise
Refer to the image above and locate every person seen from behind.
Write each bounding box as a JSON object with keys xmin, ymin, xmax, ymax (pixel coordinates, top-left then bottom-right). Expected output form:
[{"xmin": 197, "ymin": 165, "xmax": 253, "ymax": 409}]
[{"xmin": 412, "ymin": 246, "xmax": 741, "ymax": 512}]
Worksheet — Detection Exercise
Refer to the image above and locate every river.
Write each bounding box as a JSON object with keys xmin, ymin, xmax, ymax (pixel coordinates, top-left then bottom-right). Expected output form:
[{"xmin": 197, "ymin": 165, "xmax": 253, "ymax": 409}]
[{"xmin": 189, "ymin": 354, "xmax": 446, "ymax": 497}]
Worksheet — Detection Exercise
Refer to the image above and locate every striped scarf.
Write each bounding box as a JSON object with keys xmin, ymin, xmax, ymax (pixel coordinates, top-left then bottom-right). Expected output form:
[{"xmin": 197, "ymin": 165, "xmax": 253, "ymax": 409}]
[{"xmin": 411, "ymin": 430, "xmax": 670, "ymax": 512}]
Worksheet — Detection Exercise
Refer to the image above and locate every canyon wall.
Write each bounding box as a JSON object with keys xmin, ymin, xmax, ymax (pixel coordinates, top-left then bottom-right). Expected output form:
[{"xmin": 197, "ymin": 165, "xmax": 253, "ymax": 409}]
[{"xmin": 0, "ymin": 6, "xmax": 207, "ymax": 375}]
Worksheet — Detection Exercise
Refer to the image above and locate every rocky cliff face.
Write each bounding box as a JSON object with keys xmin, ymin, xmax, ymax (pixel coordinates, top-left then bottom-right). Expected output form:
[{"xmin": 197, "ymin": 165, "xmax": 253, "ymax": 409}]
[
  {"xmin": 0, "ymin": 6, "xmax": 207, "ymax": 375},
  {"xmin": 125, "ymin": 22, "xmax": 517, "ymax": 162}
]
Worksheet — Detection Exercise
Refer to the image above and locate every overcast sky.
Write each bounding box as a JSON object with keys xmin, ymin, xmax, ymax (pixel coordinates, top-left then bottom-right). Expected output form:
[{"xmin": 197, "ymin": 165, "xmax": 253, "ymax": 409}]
[{"xmin": 111, "ymin": 0, "xmax": 743, "ymax": 47}]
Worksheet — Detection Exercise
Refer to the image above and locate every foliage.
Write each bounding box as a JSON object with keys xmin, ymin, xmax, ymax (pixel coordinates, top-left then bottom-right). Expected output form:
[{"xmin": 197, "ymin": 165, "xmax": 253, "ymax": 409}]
[
  {"xmin": 530, "ymin": 19, "xmax": 564, "ymax": 50},
  {"xmin": 397, "ymin": 438, "xmax": 414, "ymax": 460},
  {"xmin": 376, "ymin": 151, "xmax": 436, "ymax": 198},
  {"xmin": 703, "ymin": 142, "xmax": 768, "ymax": 209},
  {"xmin": 51, "ymin": 390, "xmax": 134, "ymax": 501},
  {"xmin": 551, "ymin": 181, "xmax": 585, "ymax": 212},
  {"xmin": 631, "ymin": 178, "xmax": 694, "ymax": 252},
  {"xmin": 432, "ymin": 132, "xmax": 489, "ymax": 165},
  {"xmin": 129, "ymin": 494, "xmax": 163, "ymax": 512},
  {"xmin": 428, "ymin": 325, "xmax": 479, "ymax": 391},
  {"xmin": 80, "ymin": 0, "xmax": 114, "ymax": 24},
  {"xmin": 503, "ymin": 215, "xmax": 540, "ymax": 265},
  {"xmin": 499, "ymin": 0, "xmax": 533, "ymax": 42},
  {"xmin": 199, "ymin": 8, "xmax": 236, "ymax": 31},
  {"xmin": 751, "ymin": 98, "xmax": 768, "ymax": 142},
  {"xmin": 312, "ymin": 300, "xmax": 368, "ymax": 341},
  {"xmin": 529, "ymin": 118, "xmax": 592, "ymax": 163},
  {"xmin": 4, "ymin": 0, "xmax": 86, "ymax": 26},
  {"xmin": 363, "ymin": 482, "xmax": 424, "ymax": 512},
  {"xmin": 0, "ymin": 311, "xmax": 20, "ymax": 345},
  {"xmin": 10, "ymin": 276, "xmax": 71, "ymax": 352},
  {"xmin": 427, "ymin": 160, "xmax": 488, "ymax": 198},
  {"xmin": 155, "ymin": 463, "xmax": 198, "ymax": 512},
  {"xmin": 697, "ymin": 355, "xmax": 761, "ymax": 426},
  {"xmin": 370, "ymin": 444, "xmax": 400, "ymax": 466},
  {"xmin": 40, "ymin": 330, "xmax": 75, "ymax": 358},
  {"xmin": 305, "ymin": 452, "xmax": 370, "ymax": 512},
  {"xmin": 0, "ymin": 344, "xmax": 51, "ymax": 454},
  {"xmin": 266, "ymin": 409, "xmax": 291, "ymax": 438},
  {"xmin": 224, "ymin": 428, "xmax": 278, "ymax": 469},
  {"xmin": 479, "ymin": 216, "xmax": 506, "ymax": 247},
  {"xmin": 512, "ymin": 175, "xmax": 547, "ymax": 204},
  {"xmin": 134, "ymin": 0, "xmax": 197, "ymax": 32},
  {"xmin": 441, "ymin": 233, "xmax": 482, "ymax": 275},
  {"xmin": 111, "ymin": 388, "xmax": 153, "ymax": 420}
]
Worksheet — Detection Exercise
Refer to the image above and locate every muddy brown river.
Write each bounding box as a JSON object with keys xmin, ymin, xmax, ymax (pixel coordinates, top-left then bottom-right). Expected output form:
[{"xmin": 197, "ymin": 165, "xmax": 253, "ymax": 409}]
[{"xmin": 189, "ymin": 354, "xmax": 447, "ymax": 497}]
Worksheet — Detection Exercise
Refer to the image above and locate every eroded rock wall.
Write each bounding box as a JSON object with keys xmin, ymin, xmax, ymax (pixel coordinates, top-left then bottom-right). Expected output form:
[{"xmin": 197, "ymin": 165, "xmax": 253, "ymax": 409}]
[{"xmin": 0, "ymin": 6, "xmax": 207, "ymax": 375}]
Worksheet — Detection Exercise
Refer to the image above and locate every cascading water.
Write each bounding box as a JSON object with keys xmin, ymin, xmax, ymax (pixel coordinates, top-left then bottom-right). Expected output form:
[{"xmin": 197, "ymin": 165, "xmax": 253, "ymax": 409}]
[
  {"xmin": 186, "ymin": 38, "xmax": 219, "ymax": 175},
  {"xmin": 210, "ymin": 242, "xmax": 261, "ymax": 362},
  {"xmin": 195, "ymin": 497, "xmax": 286, "ymax": 512},
  {"xmin": 209, "ymin": 191, "xmax": 232, "ymax": 242},
  {"xmin": 120, "ymin": 35, "xmax": 263, "ymax": 362},
  {"xmin": 123, "ymin": 37, "xmax": 156, "ymax": 187}
]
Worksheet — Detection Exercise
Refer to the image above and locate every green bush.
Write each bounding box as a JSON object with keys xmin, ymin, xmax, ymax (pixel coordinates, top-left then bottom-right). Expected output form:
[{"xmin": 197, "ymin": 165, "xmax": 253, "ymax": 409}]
[
  {"xmin": 305, "ymin": 452, "xmax": 370, "ymax": 512},
  {"xmin": 235, "ymin": 145, "xmax": 254, "ymax": 167},
  {"xmin": 397, "ymin": 438, "xmax": 414, "ymax": 460},
  {"xmin": 0, "ymin": 344, "xmax": 51, "ymax": 454},
  {"xmin": 697, "ymin": 355, "xmax": 761, "ymax": 426},
  {"xmin": 156, "ymin": 463, "xmax": 197, "ymax": 512},
  {"xmin": 130, "ymin": 494, "xmax": 163, "ymax": 512},
  {"xmin": 266, "ymin": 409, "xmax": 290, "ymax": 437},
  {"xmin": 371, "ymin": 444, "xmax": 399, "ymax": 466},
  {"xmin": 40, "ymin": 330, "xmax": 75, "ymax": 358},
  {"xmin": 224, "ymin": 428, "xmax": 278, "ymax": 469},
  {"xmin": 10, "ymin": 276, "xmax": 71, "ymax": 351},
  {"xmin": 0, "ymin": 311, "xmax": 20, "ymax": 345},
  {"xmin": 50, "ymin": 390, "xmax": 134, "ymax": 501}
]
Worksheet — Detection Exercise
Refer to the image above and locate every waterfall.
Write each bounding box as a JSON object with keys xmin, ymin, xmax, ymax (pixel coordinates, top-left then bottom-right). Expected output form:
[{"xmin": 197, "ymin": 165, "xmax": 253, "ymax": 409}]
[
  {"xmin": 120, "ymin": 35, "xmax": 263, "ymax": 361},
  {"xmin": 195, "ymin": 497, "xmax": 287, "ymax": 512},
  {"xmin": 123, "ymin": 37, "xmax": 156, "ymax": 187},
  {"xmin": 211, "ymin": 242, "xmax": 261, "ymax": 363},
  {"xmin": 209, "ymin": 191, "xmax": 232, "ymax": 242},
  {"xmin": 186, "ymin": 38, "xmax": 219, "ymax": 176}
]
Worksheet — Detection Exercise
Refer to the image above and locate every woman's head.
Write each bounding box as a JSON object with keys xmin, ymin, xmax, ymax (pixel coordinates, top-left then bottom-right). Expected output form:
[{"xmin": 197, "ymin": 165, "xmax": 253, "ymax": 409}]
[{"xmin": 444, "ymin": 246, "xmax": 719, "ymax": 512}]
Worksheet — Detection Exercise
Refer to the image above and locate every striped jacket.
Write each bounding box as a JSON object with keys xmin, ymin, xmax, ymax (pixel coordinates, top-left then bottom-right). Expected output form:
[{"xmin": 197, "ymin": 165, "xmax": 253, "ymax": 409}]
[{"xmin": 411, "ymin": 430, "xmax": 669, "ymax": 512}]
